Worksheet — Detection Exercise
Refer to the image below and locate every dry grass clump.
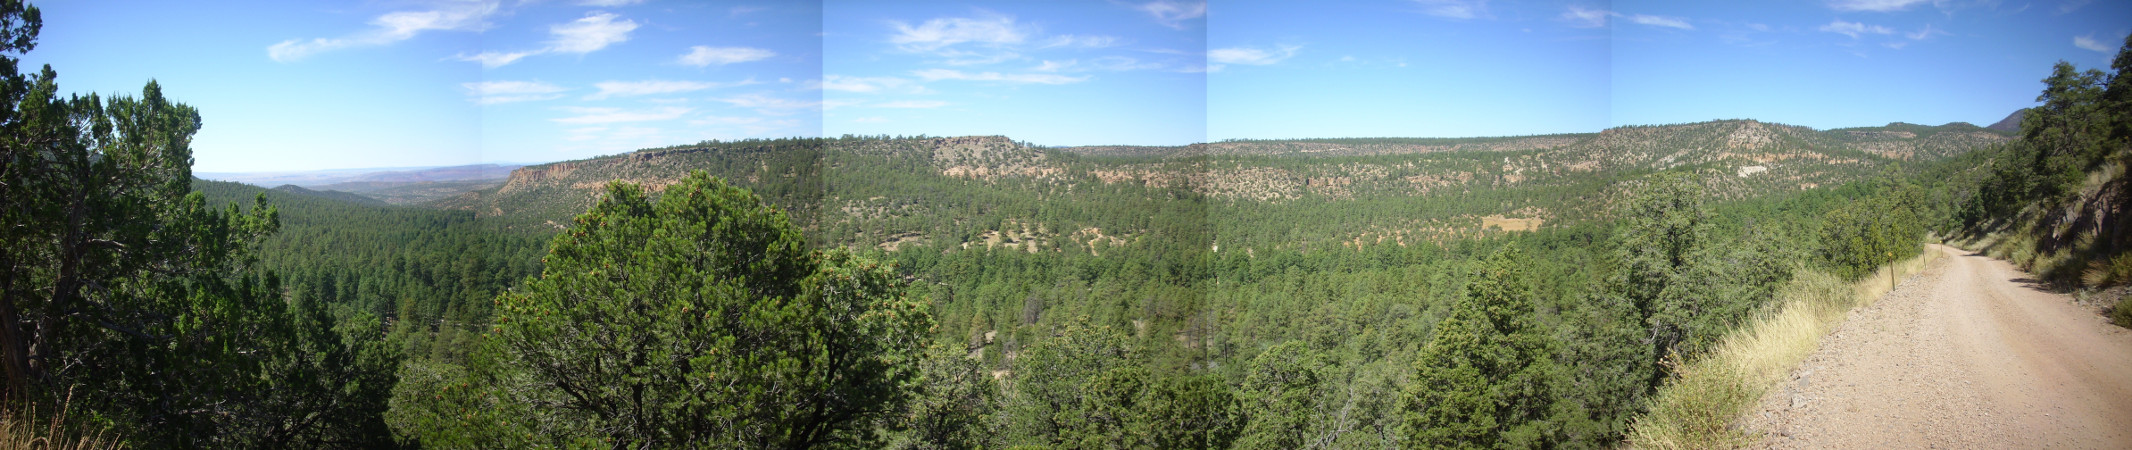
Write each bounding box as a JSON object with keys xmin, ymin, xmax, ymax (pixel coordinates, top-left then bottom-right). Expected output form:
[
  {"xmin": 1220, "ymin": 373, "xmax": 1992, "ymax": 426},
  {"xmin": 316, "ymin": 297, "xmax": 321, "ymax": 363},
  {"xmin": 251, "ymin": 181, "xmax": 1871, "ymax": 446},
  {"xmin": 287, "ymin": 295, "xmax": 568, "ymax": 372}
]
[
  {"xmin": 2110, "ymin": 293, "xmax": 2132, "ymax": 329},
  {"xmin": 0, "ymin": 394, "xmax": 124, "ymax": 450},
  {"xmin": 1629, "ymin": 251, "xmax": 1935, "ymax": 449}
]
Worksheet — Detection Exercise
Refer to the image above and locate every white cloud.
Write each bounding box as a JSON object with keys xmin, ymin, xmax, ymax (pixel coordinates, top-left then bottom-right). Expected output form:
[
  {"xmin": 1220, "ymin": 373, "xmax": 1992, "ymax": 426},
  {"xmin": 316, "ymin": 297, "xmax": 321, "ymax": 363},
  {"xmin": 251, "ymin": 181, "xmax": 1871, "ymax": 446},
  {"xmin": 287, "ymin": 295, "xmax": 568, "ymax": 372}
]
[
  {"xmin": 268, "ymin": 0, "xmax": 497, "ymax": 62},
  {"xmin": 875, "ymin": 100, "xmax": 949, "ymax": 108},
  {"xmin": 587, "ymin": 79, "xmax": 754, "ymax": 100},
  {"xmin": 1033, "ymin": 59, "xmax": 1077, "ymax": 71},
  {"xmin": 563, "ymin": 126, "xmax": 664, "ymax": 144},
  {"xmin": 551, "ymin": 106, "xmax": 692, "ymax": 124},
  {"xmin": 1819, "ymin": 20, "xmax": 1894, "ymax": 38},
  {"xmin": 1906, "ymin": 23, "xmax": 1944, "ymax": 40},
  {"xmin": 936, "ymin": 49, "xmax": 1022, "ymax": 65},
  {"xmin": 548, "ymin": 12, "xmax": 637, "ymax": 54},
  {"xmin": 888, "ymin": 15, "xmax": 1029, "ymax": 52},
  {"xmin": 463, "ymin": 80, "xmax": 567, "ymax": 105},
  {"xmin": 1041, "ymin": 34, "xmax": 1121, "ymax": 49},
  {"xmin": 730, "ymin": 6, "xmax": 768, "ymax": 16},
  {"xmin": 454, "ymin": 50, "xmax": 537, "ymax": 68},
  {"xmin": 579, "ymin": 0, "xmax": 641, "ymax": 5},
  {"xmin": 1089, "ymin": 56, "xmax": 1162, "ymax": 71},
  {"xmin": 1137, "ymin": 1, "xmax": 1206, "ymax": 29},
  {"xmin": 677, "ymin": 46, "xmax": 775, "ymax": 66},
  {"xmin": 910, "ymin": 68, "xmax": 1090, "ymax": 84},
  {"xmin": 1626, "ymin": 14, "xmax": 1692, "ymax": 30},
  {"xmin": 1412, "ymin": 0, "xmax": 1489, "ymax": 19},
  {"xmin": 1208, "ymin": 45, "xmax": 1301, "ymax": 71},
  {"xmin": 820, "ymin": 75, "xmax": 927, "ymax": 94},
  {"xmin": 716, "ymin": 93, "xmax": 823, "ymax": 113},
  {"xmin": 1561, "ymin": 6, "xmax": 1610, "ymax": 28},
  {"xmin": 688, "ymin": 116, "xmax": 762, "ymax": 126},
  {"xmin": 2074, "ymin": 34, "xmax": 2114, "ymax": 52},
  {"xmin": 852, "ymin": 117, "xmax": 890, "ymax": 123},
  {"xmin": 1827, "ymin": 0, "xmax": 1930, "ymax": 12},
  {"xmin": 447, "ymin": 12, "xmax": 638, "ymax": 68}
]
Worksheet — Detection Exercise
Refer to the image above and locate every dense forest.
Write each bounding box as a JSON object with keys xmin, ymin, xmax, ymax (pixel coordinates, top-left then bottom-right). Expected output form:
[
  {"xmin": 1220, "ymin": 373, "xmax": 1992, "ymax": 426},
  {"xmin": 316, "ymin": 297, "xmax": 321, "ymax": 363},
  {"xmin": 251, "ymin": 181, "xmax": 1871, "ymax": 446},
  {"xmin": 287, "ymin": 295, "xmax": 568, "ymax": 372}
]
[{"xmin": 1, "ymin": 0, "xmax": 2128, "ymax": 446}]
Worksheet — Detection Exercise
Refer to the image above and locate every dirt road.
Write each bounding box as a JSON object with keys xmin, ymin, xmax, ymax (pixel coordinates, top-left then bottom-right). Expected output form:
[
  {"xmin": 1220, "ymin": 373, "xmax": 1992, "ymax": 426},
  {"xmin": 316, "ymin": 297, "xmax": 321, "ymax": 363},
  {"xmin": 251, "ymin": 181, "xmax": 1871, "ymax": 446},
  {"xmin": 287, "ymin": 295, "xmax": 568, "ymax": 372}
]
[{"xmin": 1748, "ymin": 244, "xmax": 2132, "ymax": 448}]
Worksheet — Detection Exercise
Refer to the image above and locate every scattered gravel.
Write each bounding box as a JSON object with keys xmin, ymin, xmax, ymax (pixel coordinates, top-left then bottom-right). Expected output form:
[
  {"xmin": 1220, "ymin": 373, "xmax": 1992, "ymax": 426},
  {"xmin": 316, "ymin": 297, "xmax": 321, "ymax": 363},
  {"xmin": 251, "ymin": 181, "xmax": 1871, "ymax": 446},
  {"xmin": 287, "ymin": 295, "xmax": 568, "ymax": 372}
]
[{"xmin": 1745, "ymin": 245, "xmax": 2132, "ymax": 449}]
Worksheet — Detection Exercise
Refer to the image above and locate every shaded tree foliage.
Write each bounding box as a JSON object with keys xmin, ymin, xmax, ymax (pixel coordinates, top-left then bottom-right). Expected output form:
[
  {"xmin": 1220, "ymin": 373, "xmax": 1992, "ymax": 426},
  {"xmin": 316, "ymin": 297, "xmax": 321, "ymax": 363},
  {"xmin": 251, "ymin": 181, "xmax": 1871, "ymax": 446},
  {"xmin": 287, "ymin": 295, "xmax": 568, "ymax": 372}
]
[
  {"xmin": 0, "ymin": 1, "xmax": 398, "ymax": 446},
  {"xmin": 395, "ymin": 172, "xmax": 931, "ymax": 448}
]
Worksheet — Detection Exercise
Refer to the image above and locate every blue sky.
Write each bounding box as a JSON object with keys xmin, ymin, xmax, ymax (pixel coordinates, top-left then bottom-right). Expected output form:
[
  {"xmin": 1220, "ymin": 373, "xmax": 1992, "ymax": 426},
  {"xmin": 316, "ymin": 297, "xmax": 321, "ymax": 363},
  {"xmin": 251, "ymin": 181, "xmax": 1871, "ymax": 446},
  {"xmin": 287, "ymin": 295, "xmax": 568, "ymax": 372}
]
[
  {"xmin": 1211, "ymin": 0, "xmax": 2129, "ymax": 139},
  {"xmin": 25, "ymin": 0, "xmax": 820, "ymax": 172},
  {"xmin": 17, "ymin": 1, "xmax": 2130, "ymax": 171},
  {"xmin": 823, "ymin": 1, "xmax": 1207, "ymax": 147}
]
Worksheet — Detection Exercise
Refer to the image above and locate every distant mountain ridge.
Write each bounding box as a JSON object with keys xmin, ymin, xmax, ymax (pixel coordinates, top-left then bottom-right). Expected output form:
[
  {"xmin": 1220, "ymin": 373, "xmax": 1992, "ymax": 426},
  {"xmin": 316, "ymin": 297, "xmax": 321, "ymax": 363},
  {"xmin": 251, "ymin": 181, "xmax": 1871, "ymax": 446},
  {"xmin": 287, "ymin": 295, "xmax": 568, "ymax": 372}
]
[
  {"xmin": 1988, "ymin": 109, "xmax": 2027, "ymax": 133},
  {"xmin": 434, "ymin": 120, "xmax": 2012, "ymax": 255},
  {"xmin": 198, "ymin": 163, "xmax": 522, "ymax": 187}
]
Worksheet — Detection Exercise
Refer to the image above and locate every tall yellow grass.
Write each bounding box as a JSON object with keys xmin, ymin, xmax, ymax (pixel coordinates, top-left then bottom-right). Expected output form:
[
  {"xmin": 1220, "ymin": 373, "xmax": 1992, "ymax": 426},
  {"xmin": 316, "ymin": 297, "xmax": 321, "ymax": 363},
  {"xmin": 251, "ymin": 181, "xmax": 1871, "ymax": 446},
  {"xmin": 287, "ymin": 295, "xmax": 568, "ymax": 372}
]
[
  {"xmin": 0, "ymin": 393, "xmax": 125, "ymax": 450},
  {"xmin": 1627, "ymin": 249, "xmax": 1940, "ymax": 449}
]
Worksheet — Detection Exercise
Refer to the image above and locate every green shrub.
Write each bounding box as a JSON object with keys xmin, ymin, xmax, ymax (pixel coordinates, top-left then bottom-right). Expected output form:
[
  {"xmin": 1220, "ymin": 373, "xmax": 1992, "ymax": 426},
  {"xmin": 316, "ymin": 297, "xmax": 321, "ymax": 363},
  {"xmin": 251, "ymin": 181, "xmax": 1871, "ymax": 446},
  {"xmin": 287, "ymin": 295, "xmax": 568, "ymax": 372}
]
[{"xmin": 2110, "ymin": 294, "xmax": 2132, "ymax": 329}]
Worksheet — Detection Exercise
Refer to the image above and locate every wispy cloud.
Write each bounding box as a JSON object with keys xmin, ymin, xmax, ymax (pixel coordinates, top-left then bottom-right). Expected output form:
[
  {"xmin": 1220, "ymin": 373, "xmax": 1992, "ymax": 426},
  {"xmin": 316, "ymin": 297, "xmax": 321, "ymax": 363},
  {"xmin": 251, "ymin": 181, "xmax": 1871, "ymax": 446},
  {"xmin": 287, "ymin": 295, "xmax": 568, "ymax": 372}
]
[
  {"xmin": 456, "ymin": 50, "xmax": 537, "ymax": 69},
  {"xmin": 911, "ymin": 68, "xmax": 1091, "ymax": 84},
  {"xmin": 1412, "ymin": 0, "xmax": 1490, "ymax": 19},
  {"xmin": 716, "ymin": 93, "xmax": 823, "ymax": 113},
  {"xmin": 889, "ymin": 14, "xmax": 1029, "ymax": 52},
  {"xmin": 1033, "ymin": 60, "xmax": 1077, "ymax": 72},
  {"xmin": 1136, "ymin": 1, "xmax": 1206, "ymax": 29},
  {"xmin": 1905, "ymin": 23, "xmax": 1945, "ymax": 40},
  {"xmin": 1208, "ymin": 45, "xmax": 1301, "ymax": 71},
  {"xmin": 547, "ymin": 12, "xmax": 637, "ymax": 54},
  {"xmin": 1089, "ymin": 56, "xmax": 1163, "ymax": 71},
  {"xmin": 729, "ymin": 6, "xmax": 768, "ymax": 16},
  {"xmin": 586, "ymin": 79, "xmax": 755, "ymax": 100},
  {"xmin": 1819, "ymin": 19, "xmax": 1894, "ymax": 38},
  {"xmin": 451, "ymin": 12, "xmax": 638, "ymax": 68},
  {"xmin": 1041, "ymin": 35, "xmax": 1121, "ymax": 49},
  {"xmin": 852, "ymin": 117, "xmax": 890, "ymax": 124},
  {"xmin": 875, "ymin": 100, "xmax": 949, "ymax": 108},
  {"xmin": 2074, "ymin": 33, "xmax": 2114, "ymax": 52},
  {"xmin": 269, "ymin": 0, "xmax": 497, "ymax": 62},
  {"xmin": 687, "ymin": 116, "xmax": 762, "ymax": 126},
  {"xmin": 551, "ymin": 106, "xmax": 693, "ymax": 124},
  {"xmin": 1561, "ymin": 6, "xmax": 1610, "ymax": 28},
  {"xmin": 578, "ymin": 0, "xmax": 641, "ymax": 5},
  {"xmin": 819, "ymin": 75, "xmax": 928, "ymax": 94},
  {"xmin": 1826, "ymin": 0, "xmax": 1930, "ymax": 12},
  {"xmin": 1626, "ymin": 14, "xmax": 1692, "ymax": 30},
  {"xmin": 562, "ymin": 126, "xmax": 664, "ymax": 145},
  {"xmin": 462, "ymin": 81, "xmax": 567, "ymax": 105},
  {"xmin": 677, "ymin": 46, "xmax": 775, "ymax": 66}
]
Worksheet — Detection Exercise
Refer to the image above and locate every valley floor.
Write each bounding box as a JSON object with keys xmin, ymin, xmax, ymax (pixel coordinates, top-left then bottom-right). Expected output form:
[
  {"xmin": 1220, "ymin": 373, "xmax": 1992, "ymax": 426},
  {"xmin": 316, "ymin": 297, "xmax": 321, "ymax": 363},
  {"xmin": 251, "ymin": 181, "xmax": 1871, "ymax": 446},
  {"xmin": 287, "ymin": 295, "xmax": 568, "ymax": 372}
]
[{"xmin": 1747, "ymin": 244, "xmax": 2132, "ymax": 448}]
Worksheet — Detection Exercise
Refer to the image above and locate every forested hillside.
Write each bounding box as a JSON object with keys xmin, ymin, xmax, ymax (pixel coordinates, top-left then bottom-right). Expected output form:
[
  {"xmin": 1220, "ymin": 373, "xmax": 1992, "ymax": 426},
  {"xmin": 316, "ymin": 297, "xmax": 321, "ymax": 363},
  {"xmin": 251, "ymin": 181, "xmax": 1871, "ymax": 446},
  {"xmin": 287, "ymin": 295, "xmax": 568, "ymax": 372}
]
[
  {"xmin": 384, "ymin": 117, "xmax": 2005, "ymax": 447},
  {"xmin": 6, "ymin": 0, "xmax": 2121, "ymax": 445}
]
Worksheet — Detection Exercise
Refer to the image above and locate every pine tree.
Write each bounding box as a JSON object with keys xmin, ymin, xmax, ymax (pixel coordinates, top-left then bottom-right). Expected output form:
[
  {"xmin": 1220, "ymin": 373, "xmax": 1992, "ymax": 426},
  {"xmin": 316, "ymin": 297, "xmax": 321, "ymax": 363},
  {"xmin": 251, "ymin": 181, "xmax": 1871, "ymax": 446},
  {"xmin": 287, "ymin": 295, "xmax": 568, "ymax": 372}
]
[
  {"xmin": 1402, "ymin": 246, "xmax": 1561, "ymax": 448},
  {"xmin": 462, "ymin": 171, "xmax": 931, "ymax": 447}
]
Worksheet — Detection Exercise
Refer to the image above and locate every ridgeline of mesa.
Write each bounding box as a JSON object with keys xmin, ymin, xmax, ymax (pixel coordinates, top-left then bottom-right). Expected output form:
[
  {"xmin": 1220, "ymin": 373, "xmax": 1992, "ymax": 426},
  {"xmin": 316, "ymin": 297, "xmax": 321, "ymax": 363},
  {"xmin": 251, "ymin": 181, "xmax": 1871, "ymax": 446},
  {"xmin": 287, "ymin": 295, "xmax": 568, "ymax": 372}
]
[{"xmin": 424, "ymin": 119, "xmax": 2010, "ymax": 248}]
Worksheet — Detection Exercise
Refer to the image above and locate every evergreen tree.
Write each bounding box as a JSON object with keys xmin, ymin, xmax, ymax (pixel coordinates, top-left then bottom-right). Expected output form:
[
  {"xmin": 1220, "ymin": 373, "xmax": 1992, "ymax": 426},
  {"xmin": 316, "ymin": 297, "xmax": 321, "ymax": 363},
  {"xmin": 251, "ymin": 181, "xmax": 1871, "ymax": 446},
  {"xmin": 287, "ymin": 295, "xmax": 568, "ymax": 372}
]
[
  {"xmin": 0, "ymin": 1, "xmax": 400, "ymax": 445},
  {"xmin": 461, "ymin": 172, "xmax": 931, "ymax": 447},
  {"xmin": 1402, "ymin": 247, "xmax": 1561, "ymax": 448}
]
